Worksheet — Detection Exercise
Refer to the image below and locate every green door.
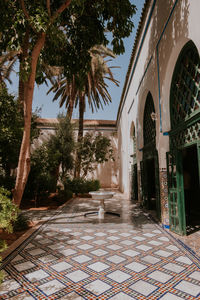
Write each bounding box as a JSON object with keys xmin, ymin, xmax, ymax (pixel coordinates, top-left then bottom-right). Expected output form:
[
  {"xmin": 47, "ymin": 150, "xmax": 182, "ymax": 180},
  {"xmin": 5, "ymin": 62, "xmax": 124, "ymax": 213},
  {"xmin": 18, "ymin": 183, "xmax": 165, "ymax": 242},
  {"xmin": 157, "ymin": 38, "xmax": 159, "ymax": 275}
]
[
  {"xmin": 167, "ymin": 151, "xmax": 186, "ymax": 235},
  {"xmin": 140, "ymin": 160, "xmax": 148, "ymax": 207},
  {"xmin": 131, "ymin": 163, "xmax": 138, "ymax": 201}
]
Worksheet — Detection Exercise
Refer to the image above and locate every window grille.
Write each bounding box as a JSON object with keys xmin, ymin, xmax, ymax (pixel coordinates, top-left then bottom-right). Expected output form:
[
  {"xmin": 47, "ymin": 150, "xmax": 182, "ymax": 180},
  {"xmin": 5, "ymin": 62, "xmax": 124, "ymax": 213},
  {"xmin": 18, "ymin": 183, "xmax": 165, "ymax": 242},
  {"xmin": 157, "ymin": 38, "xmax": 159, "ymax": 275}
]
[
  {"xmin": 143, "ymin": 92, "xmax": 156, "ymax": 147},
  {"xmin": 170, "ymin": 41, "xmax": 200, "ymax": 130}
]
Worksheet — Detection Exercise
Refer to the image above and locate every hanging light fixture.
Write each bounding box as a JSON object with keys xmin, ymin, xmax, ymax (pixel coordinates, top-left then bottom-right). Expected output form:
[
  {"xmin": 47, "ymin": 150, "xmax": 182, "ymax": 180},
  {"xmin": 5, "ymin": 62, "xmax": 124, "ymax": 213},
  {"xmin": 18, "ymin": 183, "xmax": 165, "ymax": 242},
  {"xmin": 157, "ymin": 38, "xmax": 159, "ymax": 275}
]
[{"xmin": 151, "ymin": 112, "xmax": 157, "ymax": 121}]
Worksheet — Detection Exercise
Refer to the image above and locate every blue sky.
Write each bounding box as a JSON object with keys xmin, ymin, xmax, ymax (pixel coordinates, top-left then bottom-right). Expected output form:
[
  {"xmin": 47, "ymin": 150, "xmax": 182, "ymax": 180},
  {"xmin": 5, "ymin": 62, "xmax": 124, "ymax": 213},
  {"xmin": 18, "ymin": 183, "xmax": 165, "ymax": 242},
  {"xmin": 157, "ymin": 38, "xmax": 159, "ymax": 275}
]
[{"xmin": 8, "ymin": 0, "xmax": 145, "ymax": 120}]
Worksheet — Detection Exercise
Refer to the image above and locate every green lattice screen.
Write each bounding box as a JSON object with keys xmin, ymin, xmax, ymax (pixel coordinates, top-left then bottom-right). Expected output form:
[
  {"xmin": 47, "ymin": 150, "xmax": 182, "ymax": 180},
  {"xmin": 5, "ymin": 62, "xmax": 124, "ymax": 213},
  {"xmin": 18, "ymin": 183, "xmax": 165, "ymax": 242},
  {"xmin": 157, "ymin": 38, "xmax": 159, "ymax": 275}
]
[
  {"xmin": 171, "ymin": 120, "xmax": 200, "ymax": 149},
  {"xmin": 170, "ymin": 41, "xmax": 200, "ymax": 129},
  {"xmin": 143, "ymin": 92, "xmax": 156, "ymax": 146}
]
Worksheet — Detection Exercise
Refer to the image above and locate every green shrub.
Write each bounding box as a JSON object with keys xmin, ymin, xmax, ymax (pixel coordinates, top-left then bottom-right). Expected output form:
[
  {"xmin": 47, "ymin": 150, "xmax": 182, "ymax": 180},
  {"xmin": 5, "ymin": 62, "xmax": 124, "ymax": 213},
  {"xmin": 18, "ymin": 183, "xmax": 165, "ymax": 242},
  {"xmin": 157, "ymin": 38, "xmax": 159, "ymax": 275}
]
[
  {"xmin": 23, "ymin": 172, "xmax": 57, "ymax": 200},
  {"xmin": 0, "ymin": 188, "xmax": 18, "ymax": 283},
  {"xmin": 0, "ymin": 188, "xmax": 18, "ymax": 233},
  {"xmin": 57, "ymin": 189, "xmax": 73, "ymax": 201},
  {"xmin": 0, "ymin": 175, "xmax": 15, "ymax": 191},
  {"xmin": 13, "ymin": 214, "xmax": 30, "ymax": 232},
  {"xmin": 64, "ymin": 178, "xmax": 100, "ymax": 195},
  {"xmin": 85, "ymin": 180, "xmax": 100, "ymax": 192},
  {"xmin": 23, "ymin": 114, "xmax": 74, "ymax": 202}
]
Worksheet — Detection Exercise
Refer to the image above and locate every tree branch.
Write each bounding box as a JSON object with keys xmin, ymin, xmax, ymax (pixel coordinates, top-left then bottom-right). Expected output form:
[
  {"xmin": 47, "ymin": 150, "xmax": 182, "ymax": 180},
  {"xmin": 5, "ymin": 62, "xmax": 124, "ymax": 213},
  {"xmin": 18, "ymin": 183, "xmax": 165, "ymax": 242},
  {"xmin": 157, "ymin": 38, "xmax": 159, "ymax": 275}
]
[
  {"xmin": 20, "ymin": 0, "xmax": 37, "ymax": 33},
  {"xmin": 46, "ymin": 0, "xmax": 51, "ymax": 17},
  {"xmin": 50, "ymin": 0, "xmax": 71, "ymax": 24}
]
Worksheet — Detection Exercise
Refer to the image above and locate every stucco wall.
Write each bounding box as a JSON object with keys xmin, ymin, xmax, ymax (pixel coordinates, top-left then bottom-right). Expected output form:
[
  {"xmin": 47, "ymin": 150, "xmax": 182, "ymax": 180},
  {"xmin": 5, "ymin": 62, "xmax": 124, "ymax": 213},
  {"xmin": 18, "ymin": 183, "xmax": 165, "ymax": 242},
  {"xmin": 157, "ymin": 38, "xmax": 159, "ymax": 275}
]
[
  {"xmin": 33, "ymin": 119, "xmax": 119, "ymax": 189},
  {"xmin": 117, "ymin": 0, "xmax": 200, "ymax": 202}
]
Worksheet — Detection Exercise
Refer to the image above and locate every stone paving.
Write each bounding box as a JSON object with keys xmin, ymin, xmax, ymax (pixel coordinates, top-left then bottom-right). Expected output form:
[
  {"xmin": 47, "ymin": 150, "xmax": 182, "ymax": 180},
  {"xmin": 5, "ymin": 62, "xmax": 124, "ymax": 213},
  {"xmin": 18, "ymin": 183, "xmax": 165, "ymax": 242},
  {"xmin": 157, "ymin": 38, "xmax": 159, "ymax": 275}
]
[{"xmin": 0, "ymin": 192, "xmax": 200, "ymax": 299}]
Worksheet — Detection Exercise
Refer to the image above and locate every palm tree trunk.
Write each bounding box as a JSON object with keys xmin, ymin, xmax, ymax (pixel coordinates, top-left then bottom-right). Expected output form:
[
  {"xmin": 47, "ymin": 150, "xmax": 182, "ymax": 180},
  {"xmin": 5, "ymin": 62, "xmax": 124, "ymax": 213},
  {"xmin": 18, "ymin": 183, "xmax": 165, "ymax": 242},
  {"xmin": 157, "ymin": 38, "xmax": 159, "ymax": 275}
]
[
  {"xmin": 67, "ymin": 99, "xmax": 74, "ymax": 120},
  {"xmin": 13, "ymin": 33, "xmax": 46, "ymax": 207},
  {"xmin": 78, "ymin": 95, "xmax": 85, "ymax": 141},
  {"xmin": 74, "ymin": 95, "xmax": 85, "ymax": 178}
]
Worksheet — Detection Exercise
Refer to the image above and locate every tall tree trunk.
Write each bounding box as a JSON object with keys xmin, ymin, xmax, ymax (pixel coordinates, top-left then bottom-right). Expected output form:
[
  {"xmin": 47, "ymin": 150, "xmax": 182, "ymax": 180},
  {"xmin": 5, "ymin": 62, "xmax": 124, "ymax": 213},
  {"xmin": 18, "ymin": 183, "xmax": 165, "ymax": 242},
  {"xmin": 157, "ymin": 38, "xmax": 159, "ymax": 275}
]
[
  {"xmin": 13, "ymin": 33, "xmax": 46, "ymax": 207},
  {"xmin": 18, "ymin": 28, "xmax": 30, "ymax": 111},
  {"xmin": 78, "ymin": 95, "xmax": 85, "ymax": 142},
  {"xmin": 67, "ymin": 76, "xmax": 76, "ymax": 120},
  {"xmin": 74, "ymin": 95, "xmax": 85, "ymax": 178},
  {"xmin": 67, "ymin": 99, "xmax": 74, "ymax": 120}
]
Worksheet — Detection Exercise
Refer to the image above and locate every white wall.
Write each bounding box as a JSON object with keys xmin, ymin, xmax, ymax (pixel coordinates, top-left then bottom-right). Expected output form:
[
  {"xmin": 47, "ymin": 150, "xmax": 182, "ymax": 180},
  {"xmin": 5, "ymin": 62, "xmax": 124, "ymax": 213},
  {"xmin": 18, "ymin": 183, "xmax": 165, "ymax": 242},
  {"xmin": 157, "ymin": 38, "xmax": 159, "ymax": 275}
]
[{"xmin": 118, "ymin": 0, "xmax": 200, "ymax": 196}]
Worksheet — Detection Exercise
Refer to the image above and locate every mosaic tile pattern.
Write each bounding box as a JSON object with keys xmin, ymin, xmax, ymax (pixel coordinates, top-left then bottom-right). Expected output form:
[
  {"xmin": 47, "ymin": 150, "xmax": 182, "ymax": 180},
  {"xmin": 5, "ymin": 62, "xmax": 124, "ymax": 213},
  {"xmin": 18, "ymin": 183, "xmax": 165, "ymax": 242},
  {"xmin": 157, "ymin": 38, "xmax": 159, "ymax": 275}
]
[
  {"xmin": 0, "ymin": 197, "xmax": 200, "ymax": 299},
  {"xmin": 159, "ymin": 169, "xmax": 169, "ymax": 227}
]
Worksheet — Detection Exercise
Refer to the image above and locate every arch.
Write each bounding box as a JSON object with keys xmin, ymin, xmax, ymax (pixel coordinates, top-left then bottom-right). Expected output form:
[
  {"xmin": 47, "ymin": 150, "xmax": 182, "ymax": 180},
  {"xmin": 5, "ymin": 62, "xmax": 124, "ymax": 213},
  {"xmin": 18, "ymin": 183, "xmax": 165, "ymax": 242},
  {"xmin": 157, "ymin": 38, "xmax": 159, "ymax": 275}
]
[
  {"xmin": 130, "ymin": 121, "xmax": 136, "ymax": 138},
  {"xmin": 167, "ymin": 41, "xmax": 200, "ymax": 235},
  {"xmin": 143, "ymin": 92, "xmax": 156, "ymax": 147},
  {"xmin": 170, "ymin": 40, "xmax": 200, "ymax": 129},
  {"xmin": 129, "ymin": 121, "xmax": 138, "ymax": 201},
  {"xmin": 139, "ymin": 92, "xmax": 161, "ymax": 219},
  {"xmin": 137, "ymin": 88, "xmax": 157, "ymax": 149},
  {"xmin": 130, "ymin": 121, "xmax": 136, "ymax": 155},
  {"xmin": 161, "ymin": 37, "xmax": 190, "ymax": 132}
]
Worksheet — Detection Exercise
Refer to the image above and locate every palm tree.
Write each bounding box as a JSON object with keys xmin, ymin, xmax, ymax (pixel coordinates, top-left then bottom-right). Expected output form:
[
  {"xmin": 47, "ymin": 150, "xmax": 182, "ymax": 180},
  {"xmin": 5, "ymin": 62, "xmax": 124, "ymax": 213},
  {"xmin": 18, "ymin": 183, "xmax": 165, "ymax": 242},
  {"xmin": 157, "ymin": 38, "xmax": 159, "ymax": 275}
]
[
  {"xmin": 0, "ymin": 51, "xmax": 18, "ymax": 86},
  {"xmin": 49, "ymin": 45, "xmax": 119, "ymax": 134},
  {"xmin": 48, "ymin": 45, "xmax": 119, "ymax": 177}
]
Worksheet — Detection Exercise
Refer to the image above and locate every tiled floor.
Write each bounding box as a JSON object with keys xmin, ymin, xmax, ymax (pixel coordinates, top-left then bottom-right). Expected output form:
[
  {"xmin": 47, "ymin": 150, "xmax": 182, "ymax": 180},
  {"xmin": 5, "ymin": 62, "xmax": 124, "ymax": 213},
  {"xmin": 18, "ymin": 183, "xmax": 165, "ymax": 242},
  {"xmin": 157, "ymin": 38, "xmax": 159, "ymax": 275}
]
[{"xmin": 0, "ymin": 193, "xmax": 200, "ymax": 299}]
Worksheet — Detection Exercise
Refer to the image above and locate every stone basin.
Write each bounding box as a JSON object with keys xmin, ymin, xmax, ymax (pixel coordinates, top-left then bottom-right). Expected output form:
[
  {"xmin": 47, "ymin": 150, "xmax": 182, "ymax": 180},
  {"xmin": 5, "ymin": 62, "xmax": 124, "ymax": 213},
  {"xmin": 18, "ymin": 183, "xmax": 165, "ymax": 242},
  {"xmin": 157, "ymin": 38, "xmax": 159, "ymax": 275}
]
[
  {"xmin": 89, "ymin": 191, "xmax": 115, "ymax": 200},
  {"xmin": 86, "ymin": 190, "xmax": 118, "ymax": 219}
]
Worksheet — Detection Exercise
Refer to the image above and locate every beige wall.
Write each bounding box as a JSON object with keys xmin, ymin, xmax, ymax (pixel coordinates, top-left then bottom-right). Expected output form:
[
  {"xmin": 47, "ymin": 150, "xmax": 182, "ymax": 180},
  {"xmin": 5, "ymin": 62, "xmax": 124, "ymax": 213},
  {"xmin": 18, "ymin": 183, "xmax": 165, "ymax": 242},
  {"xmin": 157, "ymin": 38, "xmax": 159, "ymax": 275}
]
[{"xmin": 33, "ymin": 120, "xmax": 119, "ymax": 189}]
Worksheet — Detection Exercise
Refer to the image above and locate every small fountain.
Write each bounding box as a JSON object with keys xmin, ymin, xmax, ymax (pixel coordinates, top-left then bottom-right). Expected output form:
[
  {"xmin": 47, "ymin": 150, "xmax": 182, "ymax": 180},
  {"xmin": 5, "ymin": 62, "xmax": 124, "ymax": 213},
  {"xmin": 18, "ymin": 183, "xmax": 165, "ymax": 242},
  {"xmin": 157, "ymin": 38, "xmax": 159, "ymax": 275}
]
[{"xmin": 84, "ymin": 190, "xmax": 120, "ymax": 219}]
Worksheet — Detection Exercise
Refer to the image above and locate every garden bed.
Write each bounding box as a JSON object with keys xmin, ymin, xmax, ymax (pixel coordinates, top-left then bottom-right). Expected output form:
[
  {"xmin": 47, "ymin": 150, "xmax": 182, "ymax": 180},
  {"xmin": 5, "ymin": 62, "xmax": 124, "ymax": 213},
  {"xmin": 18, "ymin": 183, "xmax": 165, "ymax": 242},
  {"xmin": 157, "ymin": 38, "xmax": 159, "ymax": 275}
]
[{"xmin": 0, "ymin": 193, "xmax": 68, "ymax": 249}]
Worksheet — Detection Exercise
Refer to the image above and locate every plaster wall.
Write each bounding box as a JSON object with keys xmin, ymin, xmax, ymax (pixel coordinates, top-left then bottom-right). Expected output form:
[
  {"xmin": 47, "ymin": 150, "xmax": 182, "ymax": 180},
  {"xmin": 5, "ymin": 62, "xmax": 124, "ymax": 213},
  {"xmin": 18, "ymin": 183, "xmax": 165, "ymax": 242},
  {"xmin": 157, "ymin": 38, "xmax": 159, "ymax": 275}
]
[
  {"xmin": 33, "ymin": 123, "xmax": 119, "ymax": 189},
  {"xmin": 118, "ymin": 0, "xmax": 200, "ymax": 198}
]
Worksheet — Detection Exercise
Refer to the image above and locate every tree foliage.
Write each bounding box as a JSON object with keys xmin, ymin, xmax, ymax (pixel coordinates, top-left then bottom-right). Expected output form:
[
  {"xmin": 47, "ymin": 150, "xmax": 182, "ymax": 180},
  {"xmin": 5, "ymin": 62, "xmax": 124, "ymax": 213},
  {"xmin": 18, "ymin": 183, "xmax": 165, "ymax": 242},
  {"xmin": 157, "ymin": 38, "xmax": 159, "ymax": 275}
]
[
  {"xmin": 0, "ymin": 88, "xmax": 23, "ymax": 176},
  {"xmin": 0, "ymin": 0, "xmax": 136, "ymax": 206},
  {"xmin": 0, "ymin": 0, "xmax": 136, "ymax": 83},
  {"xmin": 0, "ymin": 87, "xmax": 39, "ymax": 189},
  {"xmin": 23, "ymin": 114, "xmax": 75, "ymax": 200},
  {"xmin": 0, "ymin": 188, "xmax": 18, "ymax": 283},
  {"xmin": 47, "ymin": 113, "xmax": 75, "ymax": 179},
  {"xmin": 48, "ymin": 45, "xmax": 119, "ymax": 116},
  {"xmin": 77, "ymin": 132, "xmax": 114, "ymax": 178}
]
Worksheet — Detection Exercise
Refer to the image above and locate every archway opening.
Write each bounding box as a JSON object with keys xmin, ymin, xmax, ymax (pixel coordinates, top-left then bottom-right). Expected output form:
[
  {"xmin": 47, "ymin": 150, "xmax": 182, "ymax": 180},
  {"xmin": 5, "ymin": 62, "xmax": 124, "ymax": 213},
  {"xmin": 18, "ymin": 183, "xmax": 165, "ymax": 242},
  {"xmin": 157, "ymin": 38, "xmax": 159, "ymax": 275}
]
[
  {"xmin": 168, "ymin": 40, "xmax": 200, "ymax": 235},
  {"xmin": 145, "ymin": 158, "xmax": 156, "ymax": 209},
  {"xmin": 141, "ymin": 92, "xmax": 160, "ymax": 219},
  {"xmin": 130, "ymin": 122, "xmax": 138, "ymax": 201},
  {"xmin": 182, "ymin": 145, "xmax": 200, "ymax": 232}
]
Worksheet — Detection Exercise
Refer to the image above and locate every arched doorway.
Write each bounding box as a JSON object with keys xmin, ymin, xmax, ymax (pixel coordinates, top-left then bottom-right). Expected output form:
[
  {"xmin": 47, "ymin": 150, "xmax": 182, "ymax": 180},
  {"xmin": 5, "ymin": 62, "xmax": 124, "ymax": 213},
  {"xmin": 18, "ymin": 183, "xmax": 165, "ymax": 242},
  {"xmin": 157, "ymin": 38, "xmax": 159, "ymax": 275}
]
[
  {"xmin": 141, "ymin": 92, "xmax": 161, "ymax": 219},
  {"xmin": 167, "ymin": 41, "xmax": 200, "ymax": 235},
  {"xmin": 130, "ymin": 123, "xmax": 138, "ymax": 201}
]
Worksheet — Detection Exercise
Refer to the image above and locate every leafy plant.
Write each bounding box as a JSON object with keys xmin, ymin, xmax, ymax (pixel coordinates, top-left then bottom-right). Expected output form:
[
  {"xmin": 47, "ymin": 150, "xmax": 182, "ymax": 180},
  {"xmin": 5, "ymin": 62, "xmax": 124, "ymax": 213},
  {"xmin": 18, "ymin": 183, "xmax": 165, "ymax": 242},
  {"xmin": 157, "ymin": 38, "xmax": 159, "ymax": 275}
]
[
  {"xmin": 0, "ymin": 188, "xmax": 18, "ymax": 283},
  {"xmin": 47, "ymin": 114, "xmax": 75, "ymax": 181},
  {"xmin": 23, "ymin": 144, "xmax": 58, "ymax": 202},
  {"xmin": 64, "ymin": 178, "xmax": 100, "ymax": 195},
  {"xmin": 57, "ymin": 189, "xmax": 73, "ymax": 203},
  {"xmin": 13, "ymin": 213, "xmax": 30, "ymax": 232},
  {"xmin": 23, "ymin": 114, "xmax": 75, "ymax": 203},
  {"xmin": 77, "ymin": 133, "xmax": 114, "ymax": 178},
  {"xmin": 0, "ymin": 86, "xmax": 40, "ymax": 191}
]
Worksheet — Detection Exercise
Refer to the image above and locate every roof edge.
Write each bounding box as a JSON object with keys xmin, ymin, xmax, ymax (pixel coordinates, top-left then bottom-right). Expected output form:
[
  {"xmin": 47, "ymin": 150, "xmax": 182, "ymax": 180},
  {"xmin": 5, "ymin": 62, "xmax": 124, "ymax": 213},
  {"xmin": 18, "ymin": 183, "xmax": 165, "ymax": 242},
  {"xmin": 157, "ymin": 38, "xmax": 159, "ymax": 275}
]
[
  {"xmin": 116, "ymin": 0, "xmax": 152, "ymax": 127},
  {"xmin": 36, "ymin": 118, "xmax": 116, "ymax": 128}
]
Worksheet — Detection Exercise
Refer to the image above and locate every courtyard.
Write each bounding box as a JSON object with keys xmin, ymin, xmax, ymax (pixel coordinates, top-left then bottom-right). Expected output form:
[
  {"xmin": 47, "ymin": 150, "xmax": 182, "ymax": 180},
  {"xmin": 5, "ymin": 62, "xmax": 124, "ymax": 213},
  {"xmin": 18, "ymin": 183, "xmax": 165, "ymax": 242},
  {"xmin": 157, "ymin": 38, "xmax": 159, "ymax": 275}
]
[{"xmin": 0, "ymin": 192, "xmax": 200, "ymax": 299}]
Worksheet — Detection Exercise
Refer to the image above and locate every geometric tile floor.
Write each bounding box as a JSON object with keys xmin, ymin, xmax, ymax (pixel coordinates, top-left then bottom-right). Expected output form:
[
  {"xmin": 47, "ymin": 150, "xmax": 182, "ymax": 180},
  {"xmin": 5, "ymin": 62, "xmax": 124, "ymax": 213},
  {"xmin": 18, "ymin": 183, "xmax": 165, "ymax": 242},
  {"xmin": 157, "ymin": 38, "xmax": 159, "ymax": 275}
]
[{"xmin": 0, "ymin": 194, "xmax": 200, "ymax": 299}]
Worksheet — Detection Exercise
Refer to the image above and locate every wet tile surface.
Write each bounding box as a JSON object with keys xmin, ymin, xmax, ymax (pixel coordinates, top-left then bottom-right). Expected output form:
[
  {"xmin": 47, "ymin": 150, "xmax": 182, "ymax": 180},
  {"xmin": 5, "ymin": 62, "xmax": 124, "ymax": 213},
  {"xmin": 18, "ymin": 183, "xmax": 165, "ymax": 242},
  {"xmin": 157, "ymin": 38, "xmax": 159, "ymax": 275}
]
[{"xmin": 0, "ymin": 193, "xmax": 200, "ymax": 299}]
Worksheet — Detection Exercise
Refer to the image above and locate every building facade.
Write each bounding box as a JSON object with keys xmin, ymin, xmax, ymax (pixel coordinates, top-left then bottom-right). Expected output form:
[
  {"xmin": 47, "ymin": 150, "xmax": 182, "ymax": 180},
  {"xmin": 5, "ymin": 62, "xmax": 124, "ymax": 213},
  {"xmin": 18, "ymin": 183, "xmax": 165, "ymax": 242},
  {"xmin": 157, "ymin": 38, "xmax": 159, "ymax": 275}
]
[{"xmin": 117, "ymin": 0, "xmax": 200, "ymax": 235}]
